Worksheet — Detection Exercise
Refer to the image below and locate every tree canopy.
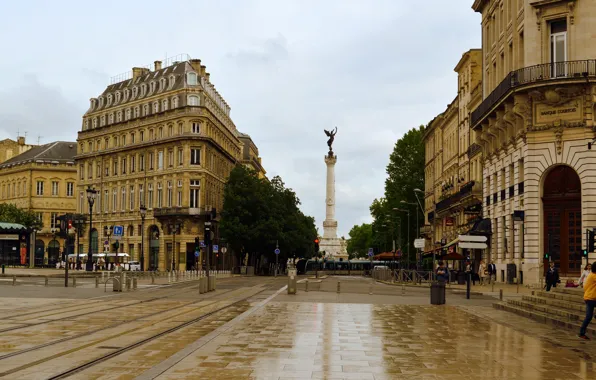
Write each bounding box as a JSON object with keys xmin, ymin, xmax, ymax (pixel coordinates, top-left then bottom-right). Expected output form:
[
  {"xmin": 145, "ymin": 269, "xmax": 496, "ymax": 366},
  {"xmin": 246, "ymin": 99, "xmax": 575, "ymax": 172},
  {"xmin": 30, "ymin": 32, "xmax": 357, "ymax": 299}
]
[
  {"xmin": 346, "ymin": 223, "xmax": 372, "ymax": 259},
  {"xmin": 220, "ymin": 165, "xmax": 318, "ymax": 267},
  {"xmin": 369, "ymin": 125, "xmax": 425, "ymax": 264},
  {"xmin": 0, "ymin": 203, "xmax": 43, "ymax": 229}
]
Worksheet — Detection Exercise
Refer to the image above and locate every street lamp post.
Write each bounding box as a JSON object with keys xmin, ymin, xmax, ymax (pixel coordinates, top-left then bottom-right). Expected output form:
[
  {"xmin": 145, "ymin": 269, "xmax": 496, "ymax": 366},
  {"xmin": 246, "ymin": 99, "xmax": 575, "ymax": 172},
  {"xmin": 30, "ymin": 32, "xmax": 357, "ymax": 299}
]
[
  {"xmin": 74, "ymin": 215, "xmax": 85, "ymax": 270},
  {"xmin": 85, "ymin": 187, "xmax": 97, "ymax": 272},
  {"xmin": 401, "ymin": 200, "xmax": 421, "ymax": 270},
  {"xmin": 394, "ymin": 207, "xmax": 410, "ymax": 270},
  {"xmin": 170, "ymin": 223, "xmax": 179, "ymax": 272},
  {"xmin": 140, "ymin": 205, "xmax": 146, "ymax": 272}
]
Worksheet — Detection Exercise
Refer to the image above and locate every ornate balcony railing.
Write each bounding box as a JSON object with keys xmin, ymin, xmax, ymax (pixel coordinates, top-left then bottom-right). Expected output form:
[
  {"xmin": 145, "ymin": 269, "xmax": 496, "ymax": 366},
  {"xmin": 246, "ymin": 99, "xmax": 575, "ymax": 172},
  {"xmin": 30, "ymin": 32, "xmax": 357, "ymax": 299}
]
[
  {"xmin": 467, "ymin": 143, "xmax": 482, "ymax": 159},
  {"xmin": 471, "ymin": 60, "xmax": 596, "ymax": 126},
  {"xmin": 153, "ymin": 207, "xmax": 208, "ymax": 217}
]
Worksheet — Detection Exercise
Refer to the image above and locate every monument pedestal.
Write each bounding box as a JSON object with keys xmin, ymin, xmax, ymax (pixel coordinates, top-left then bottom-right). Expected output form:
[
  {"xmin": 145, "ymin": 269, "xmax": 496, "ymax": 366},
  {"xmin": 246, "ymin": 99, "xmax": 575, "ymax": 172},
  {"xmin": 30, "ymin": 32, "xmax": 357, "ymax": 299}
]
[{"xmin": 320, "ymin": 153, "xmax": 348, "ymax": 261}]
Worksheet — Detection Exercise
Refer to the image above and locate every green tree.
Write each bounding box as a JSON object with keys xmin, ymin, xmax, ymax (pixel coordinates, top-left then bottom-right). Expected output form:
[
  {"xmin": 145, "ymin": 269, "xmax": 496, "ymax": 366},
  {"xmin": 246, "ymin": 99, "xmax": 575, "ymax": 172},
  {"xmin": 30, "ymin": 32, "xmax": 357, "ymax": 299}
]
[
  {"xmin": 371, "ymin": 125, "xmax": 425, "ymax": 265},
  {"xmin": 346, "ymin": 223, "xmax": 373, "ymax": 259},
  {"xmin": 0, "ymin": 203, "xmax": 43, "ymax": 229},
  {"xmin": 220, "ymin": 165, "xmax": 317, "ymax": 271}
]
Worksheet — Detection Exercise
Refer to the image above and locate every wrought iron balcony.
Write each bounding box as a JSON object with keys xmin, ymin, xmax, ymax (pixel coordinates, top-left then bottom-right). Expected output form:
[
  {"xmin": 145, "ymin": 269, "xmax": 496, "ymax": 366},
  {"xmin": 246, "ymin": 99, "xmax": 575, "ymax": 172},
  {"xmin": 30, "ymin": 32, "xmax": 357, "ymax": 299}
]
[
  {"xmin": 471, "ymin": 60, "xmax": 596, "ymax": 127},
  {"xmin": 153, "ymin": 207, "xmax": 206, "ymax": 217},
  {"xmin": 467, "ymin": 143, "xmax": 482, "ymax": 159}
]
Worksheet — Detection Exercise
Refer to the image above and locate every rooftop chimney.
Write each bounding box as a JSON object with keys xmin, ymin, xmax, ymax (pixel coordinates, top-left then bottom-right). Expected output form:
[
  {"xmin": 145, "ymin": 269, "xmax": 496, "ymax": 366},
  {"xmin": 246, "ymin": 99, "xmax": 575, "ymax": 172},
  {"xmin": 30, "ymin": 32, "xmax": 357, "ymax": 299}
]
[
  {"xmin": 200, "ymin": 65, "xmax": 207, "ymax": 76},
  {"xmin": 189, "ymin": 59, "xmax": 202, "ymax": 72},
  {"xmin": 17, "ymin": 136, "xmax": 25, "ymax": 146},
  {"xmin": 154, "ymin": 61, "xmax": 162, "ymax": 71},
  {"xmin": 132, "ymin": 67, "xmax": 150, "ymax": 79}
]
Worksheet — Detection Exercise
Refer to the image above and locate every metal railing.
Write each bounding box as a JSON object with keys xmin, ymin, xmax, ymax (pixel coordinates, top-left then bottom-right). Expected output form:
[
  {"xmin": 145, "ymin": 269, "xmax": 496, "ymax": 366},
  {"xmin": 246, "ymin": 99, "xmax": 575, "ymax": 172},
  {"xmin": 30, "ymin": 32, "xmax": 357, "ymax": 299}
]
[{"xmin": 471, "ymin": 59, "xmax": 596, "ymax": 126}]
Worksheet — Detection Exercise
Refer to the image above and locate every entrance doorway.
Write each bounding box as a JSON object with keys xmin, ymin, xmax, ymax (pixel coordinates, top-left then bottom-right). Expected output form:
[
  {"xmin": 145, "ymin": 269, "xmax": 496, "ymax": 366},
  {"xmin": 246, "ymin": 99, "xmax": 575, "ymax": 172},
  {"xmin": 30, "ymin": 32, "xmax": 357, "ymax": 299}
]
[
  {"xmin": 48, "ymin": 239, "xmax": 60, "ymax": 267},
  {"xmin": 543, "ymin": 166, "xmax": 581, "ymax": 276},
  {"xmin": 149, "ymin": 226, "xmax": 160, "ymax": 271}
]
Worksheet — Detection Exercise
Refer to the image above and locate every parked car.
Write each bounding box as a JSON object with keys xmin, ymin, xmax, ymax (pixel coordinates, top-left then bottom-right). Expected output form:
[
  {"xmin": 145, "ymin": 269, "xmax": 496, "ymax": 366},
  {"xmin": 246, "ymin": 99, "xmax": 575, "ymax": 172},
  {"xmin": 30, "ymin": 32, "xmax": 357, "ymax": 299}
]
[{"xmin": 128, "ymin": 261, "xmax": 141, "ymax": 271}]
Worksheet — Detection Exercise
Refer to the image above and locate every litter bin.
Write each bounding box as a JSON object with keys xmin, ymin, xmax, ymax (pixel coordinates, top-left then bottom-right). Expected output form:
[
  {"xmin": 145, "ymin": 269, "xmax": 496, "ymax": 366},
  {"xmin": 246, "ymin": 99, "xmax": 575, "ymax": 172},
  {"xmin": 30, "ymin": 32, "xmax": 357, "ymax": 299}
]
[
  {"xmin": 430, "ymin": 282, "xmax": 446, "ymax": 305},
  {"xmin": 457, "ymin": 272, "xmax": 466, "ymax": 285}
]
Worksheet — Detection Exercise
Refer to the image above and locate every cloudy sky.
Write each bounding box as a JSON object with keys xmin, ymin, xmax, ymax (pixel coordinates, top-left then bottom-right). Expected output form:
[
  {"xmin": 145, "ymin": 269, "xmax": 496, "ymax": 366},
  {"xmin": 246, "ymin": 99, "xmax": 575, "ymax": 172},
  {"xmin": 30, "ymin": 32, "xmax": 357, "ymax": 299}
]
[{"xmin": 0, "ymin": 0, "xmax": 480, "ymax": 237}]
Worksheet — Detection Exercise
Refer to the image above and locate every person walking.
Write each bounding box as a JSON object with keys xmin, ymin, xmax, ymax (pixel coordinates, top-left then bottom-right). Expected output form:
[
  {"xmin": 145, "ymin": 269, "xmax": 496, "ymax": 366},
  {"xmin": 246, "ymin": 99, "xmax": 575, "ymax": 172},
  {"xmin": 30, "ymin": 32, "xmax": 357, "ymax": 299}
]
[
  {"xmin": 479, "ymin": 260, "xmax": 487, "ymax": 286},
  {"xmin": 545, "ymin": 262, "xmax": 559, "ymax": 291},
  {"xmin": 487, "ymin": 261, "xmax": 496, "ymax": 284},
  {"xmin": 579, "ymin": 264, "xmax": 591, "ymax": 288},
  {"xmin": 579, "ymin": 262, "xmax": 596, "ymax": 340}
]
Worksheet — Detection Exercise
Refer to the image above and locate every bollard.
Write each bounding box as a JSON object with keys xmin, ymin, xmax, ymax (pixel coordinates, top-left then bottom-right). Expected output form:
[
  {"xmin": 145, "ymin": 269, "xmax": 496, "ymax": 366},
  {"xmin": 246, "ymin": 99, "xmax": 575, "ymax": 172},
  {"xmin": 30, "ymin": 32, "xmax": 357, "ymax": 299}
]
[
  {"xmin": 72, "ymin": 277, "xmax": 77, "ymax": 288},
  {"xmin": 168, "ymin": 272, "xmax": 172, "ymax": 283},
  {"xmin": 12, "ymin": 275, "xmax": 16, "ymax": 286},
  {"xmin": 151, "ymin": 274, "xmax": 155, "ymax": 284},
  {"xmin": 369, "ymin": 282, "xmax": 373, "ymax": 295},
  {"xmin": 126, "ymin": 277, "xmax": 131, "ymax": 290},
  {"xmin": 305, "ymin": 279, "xmax": 309, "ymax": 292},
  {"xmin": 45, "ymin": 276, "xmax": 49, "ymax": 287},
  {"xmin": 133, "ymin": 277, "xmax": 137, "ymax": 290},
  {"xmin": 95, "ymin": 276, "xmax": 99, "ymax": 288},
  {"xmin": 499, "ymin": 289, "xmax": 503, "ymax": 301},
  {"xmin": 337, "ymin": 281, "xmax": 340, "ymax": 294}
]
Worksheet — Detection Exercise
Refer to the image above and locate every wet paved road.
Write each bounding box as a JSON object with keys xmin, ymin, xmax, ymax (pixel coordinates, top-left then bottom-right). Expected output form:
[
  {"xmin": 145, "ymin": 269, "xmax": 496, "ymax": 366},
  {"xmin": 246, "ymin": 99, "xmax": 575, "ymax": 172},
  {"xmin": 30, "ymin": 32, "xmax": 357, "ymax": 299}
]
[{"xmin": 1, "ymin": 275, "xmax": 595, "ymax": 379}]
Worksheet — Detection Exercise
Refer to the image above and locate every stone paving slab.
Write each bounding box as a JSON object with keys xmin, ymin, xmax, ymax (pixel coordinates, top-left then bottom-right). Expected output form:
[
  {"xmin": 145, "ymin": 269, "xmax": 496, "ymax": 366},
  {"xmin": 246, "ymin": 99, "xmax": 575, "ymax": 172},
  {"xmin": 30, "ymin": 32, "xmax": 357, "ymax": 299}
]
[{"xmin": 148, "ymin": 301, "xmax": 596, "ymax": 380}]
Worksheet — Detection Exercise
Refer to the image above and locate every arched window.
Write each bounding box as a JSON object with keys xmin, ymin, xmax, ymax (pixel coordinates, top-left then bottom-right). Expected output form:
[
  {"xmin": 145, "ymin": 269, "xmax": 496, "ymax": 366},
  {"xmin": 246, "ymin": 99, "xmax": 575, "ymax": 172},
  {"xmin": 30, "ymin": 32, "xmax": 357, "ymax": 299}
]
[
  {"xmin": 153, "ymin": 102, "xmax": 159, "ymax": 113},
  {"xmin": 108, "ymin": 113, "xmax": 114, "ymax": 124},
  {"xmin": 84, "ymin": 120, "xmax": 89, "ymax": 130},
  {"xmin": 98, "ymin": 96, "xmax": 104, "ymax": 108},
  {"xmin": 126, "ymin": 108, "xmax": 131, "ymax": 120},
  {"xmin": 100, "ymin": 115, "xmax": 106, "ymax": 126},
  {"xmin": 172, "ymin": 97, "xmax": 179, "ymax": 108},
  {"xmin": 187, "ymin": 95, "xmax": 200, "ymax": 106},
  {"xmin": 168, "ymin": 75, "xmax": 176, "ymax": 89},
  {"xmin": 93, "ymin": 118, "xmax": 98, "ymax": 128},
  {"xmin": 107, "ymin": 94, "xmax": 113, "ymax": 106},
  {"xmin": 187, "ymin": 72, "xmax": 198, "ymax": 85},
  {"xmin": 131, "ymin": 87, "xmax": 138, "ymax": 99},
  {"xmin": 116, "ymin": 111, "xmax": 122, "ymax": 122},
  {"xmin": 162, "ymin": 99, "xmax": 168, "ymax": 111},
  {"xmin": 140, "ymin": 84, "xmax": 147, "ymax": 97},
  {"xmin": 159, "ymin": 78, "xmax": 166, "ymax": 91},
  {"xmin": 134, "ymin": 107, "xmax": 140, "ymax": 118},
  {"xmin": 143, "ymin": 104, "xmax": 149, "ymax": 116},
  {"xmin": 123, "ymin": 89, "xmax": 129, "ymax": 102},
  {"xmin": 149, "ymin": 81, "xmax": 156, "ymax": 94}
]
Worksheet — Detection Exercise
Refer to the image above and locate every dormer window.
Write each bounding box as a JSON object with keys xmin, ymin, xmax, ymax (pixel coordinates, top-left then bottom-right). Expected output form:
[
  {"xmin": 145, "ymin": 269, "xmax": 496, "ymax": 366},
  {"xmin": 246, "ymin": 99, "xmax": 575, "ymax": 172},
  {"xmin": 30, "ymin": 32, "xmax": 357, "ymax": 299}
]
[
  {"xmin": 98, "ymin": 96, "xmax": 104, "ymax": 108},
  {"xmin": 90, "ymin": 98, "xmax": 97, "ymax": 111},
  {"xmin": 150, "ymin": 81, "xmax": 157, "ymax": 94},
  {"xmin": 168, "ymin": 75, "xmax": 176, "ymax": 89},
  {"xmin": 159, "ymin": 78, "xmax": 167, "ymax": 91},
  {"xmin": 187, "ymin": 72, "xmax": 198, "ymax": 85},
  {"xmin": 140, "ymin": 84, "xmax": 147, "ymax": 97},
  {"xmin": 123, "ymin": 89, "xmax": 130, "ymax": 101},
  {"xmin": 107, "ymin": 94, "xmax": 113, "ymax": 106},
  {"xmin": 131, "ymin": 87, "xmax": 138, "ymax": 99},
  {"xmin": 162, "ymin": 99, "xmax": 168, "ymax": 111},
  {"xmin": 115, "ymin": 91, "xmax": 121, "ymax": 103},
  {"xmin": 187, "ymin": 95, "xmax": 200, "ymax": 106}
]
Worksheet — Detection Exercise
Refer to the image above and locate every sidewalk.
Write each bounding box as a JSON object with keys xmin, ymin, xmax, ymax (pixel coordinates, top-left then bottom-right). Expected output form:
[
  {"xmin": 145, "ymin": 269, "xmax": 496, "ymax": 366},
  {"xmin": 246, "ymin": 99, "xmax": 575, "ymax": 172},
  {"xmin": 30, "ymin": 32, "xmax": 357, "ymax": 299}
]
[{"xmin": 377, "ymin": 279, "xmax": 533, "ymax": 296}]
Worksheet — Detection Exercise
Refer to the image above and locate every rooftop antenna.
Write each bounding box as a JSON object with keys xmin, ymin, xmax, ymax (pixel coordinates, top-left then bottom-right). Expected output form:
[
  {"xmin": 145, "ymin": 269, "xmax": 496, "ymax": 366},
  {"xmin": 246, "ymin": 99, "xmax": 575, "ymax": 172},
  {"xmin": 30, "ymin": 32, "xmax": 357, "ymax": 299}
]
[
  {"xmin": 37, "ymin": 135, "xmax": 42, "ymax": 145},
  {"xmin": 16, "ymin": 129, "xmax": 20, "ymax": 138},
  {"xmin": 24, "ymin": 131, "xmax": 28, "ymax": 139}
]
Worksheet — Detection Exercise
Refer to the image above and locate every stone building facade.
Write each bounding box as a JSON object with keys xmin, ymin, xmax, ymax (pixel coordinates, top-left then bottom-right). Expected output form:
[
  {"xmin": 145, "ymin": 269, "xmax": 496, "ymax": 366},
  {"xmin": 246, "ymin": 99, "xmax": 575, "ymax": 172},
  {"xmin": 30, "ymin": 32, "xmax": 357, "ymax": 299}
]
[
  {"xmin": 238, "ymin": 133, "xmax": 267, "ymax": 179},
  {"xmin": 0, "ymin": 137, "xmax": 34, "ymax": 164},
  {"xmin": 471, "ymin": 0, "xmax": 596, "ymax": 284},
  {"xmin": 423, "ymin": 50, "xmax": 484, "ymax": 259},
  {"xmin": 0, "ymin": 140, "xmax": 77, "ymax": 266},
  {"xmin": 76, "ymin": 57, "xmax": 250, "ymax": 271}
]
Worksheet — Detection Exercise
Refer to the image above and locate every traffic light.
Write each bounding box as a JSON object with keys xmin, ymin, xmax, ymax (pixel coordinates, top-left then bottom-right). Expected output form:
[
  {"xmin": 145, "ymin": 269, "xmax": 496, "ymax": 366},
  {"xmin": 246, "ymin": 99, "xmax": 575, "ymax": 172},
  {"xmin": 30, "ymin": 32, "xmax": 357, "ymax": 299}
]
[
  {"xmin": 204, "ymin": 223, "xmax": 212, "ymax": 245},
  {"xmin": 588, "ymin": 229, "xmax": 595, "ymax": 253},
  {"xmin": 544, "ymin": 252, "xmax": 550, "ymax": 260},
  {"xmin": 314, "ymin": 238, "xmax": 319, "ymax": 253},
  {"xmin": 583, "ymin": 249, "xmax": 588, "ymax": 257}
]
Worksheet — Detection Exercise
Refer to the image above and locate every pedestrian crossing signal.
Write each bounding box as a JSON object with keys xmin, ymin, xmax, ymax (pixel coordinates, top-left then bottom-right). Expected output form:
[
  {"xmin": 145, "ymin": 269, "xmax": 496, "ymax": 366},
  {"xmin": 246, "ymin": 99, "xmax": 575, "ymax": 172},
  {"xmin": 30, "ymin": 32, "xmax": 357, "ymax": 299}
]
[
  {"xmin": 543, "ymin": 252, "xmax": 549, "ymax": 260},
  {"xmin": 583, "ymin": 249, "xmax": 588, "ymax": 257}
]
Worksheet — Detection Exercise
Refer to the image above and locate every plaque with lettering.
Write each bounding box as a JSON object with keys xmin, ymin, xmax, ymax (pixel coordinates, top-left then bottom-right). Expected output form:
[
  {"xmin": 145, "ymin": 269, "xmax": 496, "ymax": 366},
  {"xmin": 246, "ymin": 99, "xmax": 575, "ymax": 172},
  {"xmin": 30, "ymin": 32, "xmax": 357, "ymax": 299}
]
[{"xmin": 535, "ymin": 100, "xmax": 582, "ymax": 125}]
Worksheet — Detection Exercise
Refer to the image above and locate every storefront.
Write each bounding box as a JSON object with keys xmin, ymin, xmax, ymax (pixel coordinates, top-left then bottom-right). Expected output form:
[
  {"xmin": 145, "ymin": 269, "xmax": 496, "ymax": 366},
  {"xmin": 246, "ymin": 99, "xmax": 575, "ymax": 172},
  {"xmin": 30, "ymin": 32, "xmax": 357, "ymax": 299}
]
[{"xmin": 0, "ymin": 223, "xmax": 31, "ymax": 267}]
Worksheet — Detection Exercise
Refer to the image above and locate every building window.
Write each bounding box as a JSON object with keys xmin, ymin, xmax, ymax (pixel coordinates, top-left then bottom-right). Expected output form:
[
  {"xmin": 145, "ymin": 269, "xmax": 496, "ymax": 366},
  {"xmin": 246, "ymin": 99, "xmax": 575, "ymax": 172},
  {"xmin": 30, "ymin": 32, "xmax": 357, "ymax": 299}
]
[
  {"xmin": 130, "ymin": 185, "xmax": 135, "ymax": 210},
  {"xmin": 178, "ymin": 123, "xmax": 183, "ymax": 135},
  {"xmin": 148, "ymin": 183, "xmax": 154, "ymax": 209},
  {"xmin": 140, "ymin": 130, "xmax": 144, "ymax": 142},
  {"xmin": 51, "ymin": 181, "xmax": 59, "ymax": 196},
  {"xmin": 169, "ymin": 75, "xmax": 176, "ymax": 89},
  {"xmin": 93, "ymin": 118, "xmax": 98, "ymax": 128},
  {"xmin": 191, "ymin": 148, "xmax": 201, "ymax": 165},
  {"xmin": 36, "ymin": 181, "xmax": 44, "ymax": 196},
  {"xmin": 122, "ymin": 157, "xmax": 127, "ymax": 174},
  {"xmin": 172, "ymin": 97, "xmax": 179, "ymax": 108},
  {"xmin": 191, "ymin": 122, "xmax": 200, "ymax": 133},
  {"xmin": 100, "ymin": 115, "xmax": 106, "ymax": 126},
  {"xmin": 117, "ymin": 111, "xmax": 122, "ymax": 122},
  {"xmin": 104, "ymin": 190, "xmax": 109, "ymax": 213},
  {"xmin": 140, "ymin": 154, "xmax": 145, "ymax": 171},
  {"xmin": 134, "ymin": 106, "xmax": 140, "ymax": 118},
  {"xmin": 168, "ymin": 150, "xmax": 174, "ymax": 167},
  {"xmin": 167, "ymin": 181, "xmax": 172, "ymax": 207},
  {"xmin": 109, "ymin": 113, "xmax": 114, "ymax": 124},
  {"xmin": 168, "ymin": 125, "xmax": 173, "ymax": 136},
  {"xmin": 139, "ymin": 184, "xmax": 144, "ymax": 206},
  {"xmin": 157, "ymin": 183, "xmax": 163, "ymax": 208},
  {"xmin": 158, "ymin": 151, "xmax": 164, "ymax": 170},
  {"xmin": 177, "ymin": 191, "xmax": 182, "ymax": 207},
  {"xmin": 36, "ymin": 212, "xmax": 43, "ymax": 225},
  {"xmin": 178, "ymin": 149, "xmax": 183, "ymax": 166},
  {"xmin": 149, "ymin": 153, "xmax": 154, "ymax": 170},
  {"xmin": 131, "ymin": 132, "xmax": 135, "ymax": 144},
  {"xmin": 153, "ymin": 102, "xmax": 159, "ymax": 113},
  {"xmin": 132, "ymin": 87, "xmax": 138, "ymax": 99},
  {"xmin": 121, "ymin": 135, "xmax": 126, "ymax": 145},
  {"xmin": 121, "ymin": 187, "xmax": 126, "ymax": 211},
  {"xmin": 143, "ymin": 104, "xmax": 149, "ymax": 116},
  {"xmin": 187, "ymin": 95, "xmax": 200, "ymax": 106},
  {"xmin": 50, "ymin": 212, "xmax": 58, "ymax": 229},
  {"xmin": 113, "ymin": 189, "xmax": 117, "ymax": 212},
  {"xmin": 113, "ymin": 160, "xmax": 118, "ymax": 176},
  {"xmin": 126, "ymin": 109, "xmax": 131, "ymax": 120},
  {"xmin": 131, "ymin": 156, "xmax": 136, "ymax": 173},
  {"xmin": 187, "ymin": 72, "xmax": 198, "ymax": 85},
  {"xmin": 162, "ymin": 99, "xmax": 168, "ymax": 111},
  {"xmin": 67, "ymin": 182, "xmax": 74, "ymax": 197},
  {"xmin": 159, "ymin": 78, "xmax": 166, "ymax": 91},
  {"xmin": 550, "ymin": 20, "xmax": 567, "ymax": 77},
  {"xmin": 190, "ymin": 180, "xmax": 200, "ymax": 208}
]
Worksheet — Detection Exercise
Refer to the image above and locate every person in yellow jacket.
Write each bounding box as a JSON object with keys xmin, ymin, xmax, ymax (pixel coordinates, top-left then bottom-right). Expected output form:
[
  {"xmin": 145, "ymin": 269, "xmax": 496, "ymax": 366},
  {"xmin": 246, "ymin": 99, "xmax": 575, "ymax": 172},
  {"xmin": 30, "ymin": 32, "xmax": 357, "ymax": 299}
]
[{"xmin": 579, "ymin": 262, "xmax": 596, "ymax": 340}]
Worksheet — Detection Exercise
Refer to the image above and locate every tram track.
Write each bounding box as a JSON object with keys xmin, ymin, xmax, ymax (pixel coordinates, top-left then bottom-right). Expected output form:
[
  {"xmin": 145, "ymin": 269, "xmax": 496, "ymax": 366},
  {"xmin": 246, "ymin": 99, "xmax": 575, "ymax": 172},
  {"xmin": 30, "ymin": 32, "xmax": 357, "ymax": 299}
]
[
  {"xmin": 0, "ymin": 280, "xmax": 206, "ymax": 334},
  {"xmin": 0, "ymin": 280, "xmax": 282, "ymax": 378}
]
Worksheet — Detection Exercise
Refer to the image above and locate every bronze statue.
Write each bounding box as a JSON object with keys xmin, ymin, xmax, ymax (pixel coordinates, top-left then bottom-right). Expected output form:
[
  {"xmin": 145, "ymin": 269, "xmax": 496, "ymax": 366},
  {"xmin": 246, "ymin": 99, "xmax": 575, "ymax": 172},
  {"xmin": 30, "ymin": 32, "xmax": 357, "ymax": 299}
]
[{"xmin": 324, "ymin": 127, "xmax": 338, "ymax": 153}]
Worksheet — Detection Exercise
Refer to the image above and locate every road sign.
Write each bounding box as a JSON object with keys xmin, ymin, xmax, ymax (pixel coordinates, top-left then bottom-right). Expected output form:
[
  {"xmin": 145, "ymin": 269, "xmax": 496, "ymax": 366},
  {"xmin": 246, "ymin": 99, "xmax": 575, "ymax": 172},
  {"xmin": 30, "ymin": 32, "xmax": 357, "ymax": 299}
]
[
  {"xmin": 414, "ymin": 239, "xmax": 425, "ymax": 249},
  {"xmin": 204, "ymin": 222, "xmax": 212, "ymax": 226},
  {"xmin": 104, "ymin": 240, "xmax": 109, "ymax": 246},
  {"xmin": 194, "ymin": 250, "xmax": 199, "ymax": 257},
  {"xmin": 274, "ymin": 248, "xmax": 280, "ymax": 255},
  {"xmin": 113, "ymin": 225, "xmax": 123, "ymax": 236},
  {"xmin": 200, "ymin": 240, "xmax": 206, "ymax": 248},
  {"xmin": 221, "ymin": 247, "xmax": 227, "ymax": 254},
  {"xmin": 213, "ymin": 245, "xmax": 219, "ymax": 253},
  {"xmin": 368, "ymin": 248, "xmax": 374, "ymax": 257}
]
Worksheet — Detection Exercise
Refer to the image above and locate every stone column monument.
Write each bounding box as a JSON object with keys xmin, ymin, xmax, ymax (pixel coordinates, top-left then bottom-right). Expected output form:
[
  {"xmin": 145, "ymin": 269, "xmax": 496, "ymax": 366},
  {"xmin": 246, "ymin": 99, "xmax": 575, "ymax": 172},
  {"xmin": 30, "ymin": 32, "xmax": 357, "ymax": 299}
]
[{"xmin": 319, "ymin": 127, "xmax": 348, "ymax": 261}]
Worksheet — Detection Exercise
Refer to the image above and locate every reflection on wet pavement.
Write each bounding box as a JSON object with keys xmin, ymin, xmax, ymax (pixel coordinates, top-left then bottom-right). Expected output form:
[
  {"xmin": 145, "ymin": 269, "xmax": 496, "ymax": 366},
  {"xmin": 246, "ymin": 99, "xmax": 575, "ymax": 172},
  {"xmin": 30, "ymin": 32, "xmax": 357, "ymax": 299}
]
[{"xmin": 156, "ymin": 302, "xmax": 596, "ymax": 380}]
